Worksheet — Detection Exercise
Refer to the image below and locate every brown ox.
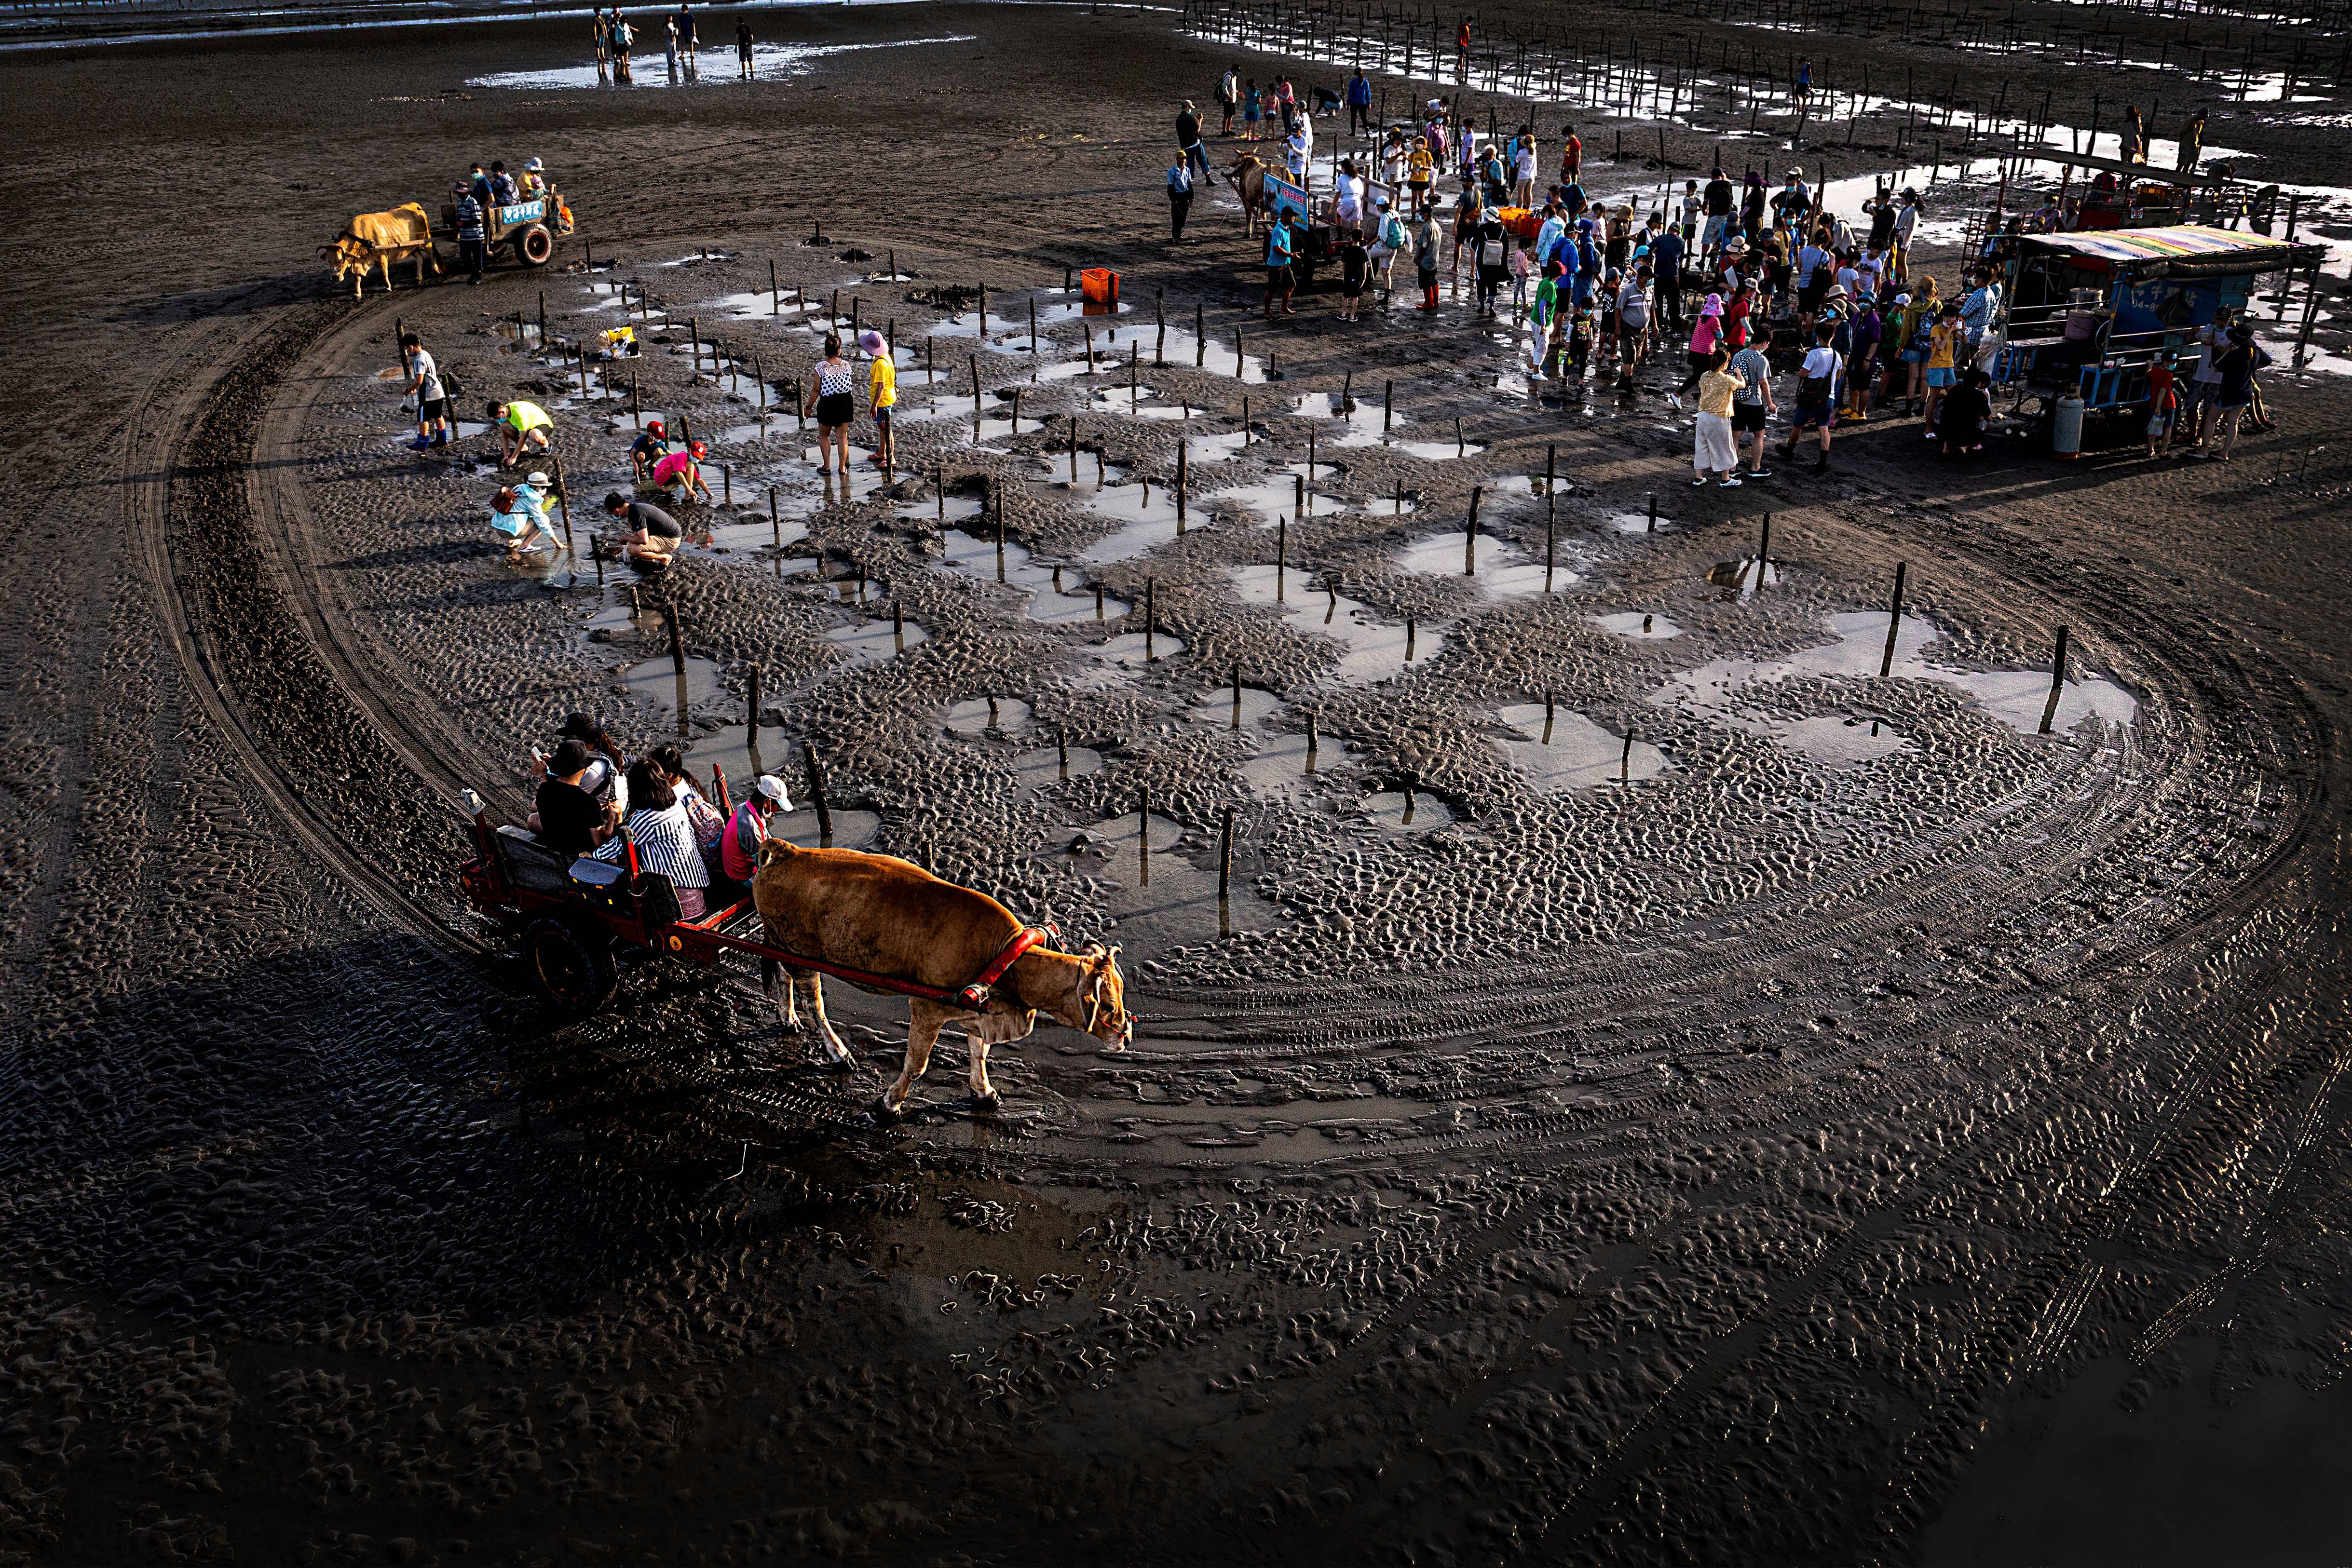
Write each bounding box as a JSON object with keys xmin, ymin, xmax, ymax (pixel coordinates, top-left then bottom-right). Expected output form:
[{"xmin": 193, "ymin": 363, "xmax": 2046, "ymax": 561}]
[
  {"xmin": 1226, "ymin": 152, "xmax": 1275, "ymax": 234},
  {"xmin": 751, "ymin": 841, "xmax": 1132, "ymax": 1116},
  {"xmin": 322, "ymin": 203, "xmax": 439, "ymax": 297}
]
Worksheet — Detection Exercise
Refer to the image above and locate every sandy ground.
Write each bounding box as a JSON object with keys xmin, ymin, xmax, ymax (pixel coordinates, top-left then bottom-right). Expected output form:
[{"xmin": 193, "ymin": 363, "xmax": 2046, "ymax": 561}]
[{"xmin": 8, "ymin": 5, "xmax": 2352, "ymax": 1565}]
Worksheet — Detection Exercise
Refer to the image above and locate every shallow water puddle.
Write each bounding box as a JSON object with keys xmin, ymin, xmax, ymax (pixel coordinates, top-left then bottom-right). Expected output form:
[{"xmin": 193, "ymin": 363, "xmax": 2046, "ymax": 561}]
[
  {"xmin": 1388, "ymin": 434, "xmax": 1487, "ymax": 461},
  {"xmin": 1591, "ymin": 611, "xmax": 1683, "ymax": 639},
  {"xmin": 1208, "ymin": 468, "xmax": 1355, "ymax": 527},
  {"xmin": 773, "ymin": 809, "xmax": 881, "ymax": 851},
  {"xmin": 1239, "ymin": 730, "xmax": 1324, "ymax": 800},
  {"xmin": 1189, "ymin": 687, "xmax": 1288, "ymax": 732},
  {"xmin": 1230, "ymin": 564, "xmax": 1442, "ymax": 685},
  {"xmin": 1608, "ymin": 507, "xmax": 1674, "ymax": 534},
  {"xmin": 1074, "ymin": 631, "xmax": 1185, "ymax": 684},
  {"xmin": 1391, "ymin": 529, "xmax": 1572, "ymax": 595},
  {"xmin": 1062, "ymin": 811, "xmax": 1192, "ymax": 882},
  {"xmin": 1652, "ymin": 608, "xmax": 2137, "ymax": 743},
  {"xmin": 1290, "ymin": 389, "xmax": 1394, "ymax": 440},
  {"xmin": 1013, "ymin": 744, "xmax": 1105, "ymax": 790},
  {"xmin": 1495, "ymin": 703, "xmax": 1669, "ymax": 790},
  {"xmin": 820, "ymin": 614, "xmax": 928, "ymax": 674},
  {"xmin": 466, "ymin": 33, "xmax": 978, "ymax": 91},
  {"xmin": 946, "ymin": 696, "xmax": 1033, "ymax": 735},
  {"xmin": 1184, "ymin": 430, "xmax": 1249, "ymax": 464},
  {"xmin": 799, "ymin": 446, "xmax": 894, "ymax": 502},
  {"xmin": 1138, "ymin": 325, "xmax": 1267, "ymax": 383},
  {"xmin": 1356, "ymin": 789, "xmax": 1455, "ymax": 831},
  {"xmin": 938, "ymin": 528, "xmax": 1130, "ymax": 623},
  {"xmin": 1076, "ymin": 484, "xmax": 1188, "ymax": 563}
]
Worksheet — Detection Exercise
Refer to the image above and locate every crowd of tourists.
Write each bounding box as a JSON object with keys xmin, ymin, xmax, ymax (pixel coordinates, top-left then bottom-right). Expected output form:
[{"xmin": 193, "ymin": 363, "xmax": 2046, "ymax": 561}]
[{"xmin": 1167, "ymin": 71, "xmax": 2272, "ymax": 473}]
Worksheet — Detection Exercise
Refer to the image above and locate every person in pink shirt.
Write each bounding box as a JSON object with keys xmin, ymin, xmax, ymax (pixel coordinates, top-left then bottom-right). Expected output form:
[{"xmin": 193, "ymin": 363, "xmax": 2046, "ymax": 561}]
[
  {"xmin": 1678, "ymin": 294, "xmax": 1723, "ymax": 393},
  {"xmin": 651, "ymin": 440, "xmax": 711, "ymax": 504}
]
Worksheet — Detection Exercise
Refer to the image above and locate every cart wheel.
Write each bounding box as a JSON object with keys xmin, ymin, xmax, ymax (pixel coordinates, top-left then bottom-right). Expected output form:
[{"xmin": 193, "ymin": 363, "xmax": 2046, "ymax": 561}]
[
  {"xmin": 515, "ymin": 224, "xmax": 555, "ymax": 267},
  {"xmin": 524, "ymin": 918, "xmax": 615, "ymax": 1016}
]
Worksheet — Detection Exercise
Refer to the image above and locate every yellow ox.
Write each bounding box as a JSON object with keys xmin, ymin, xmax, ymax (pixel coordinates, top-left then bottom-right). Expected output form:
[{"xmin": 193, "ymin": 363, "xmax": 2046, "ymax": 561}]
[{"xmin": 323, "ymin": 203, "xmax": 439, "ymax": 297}]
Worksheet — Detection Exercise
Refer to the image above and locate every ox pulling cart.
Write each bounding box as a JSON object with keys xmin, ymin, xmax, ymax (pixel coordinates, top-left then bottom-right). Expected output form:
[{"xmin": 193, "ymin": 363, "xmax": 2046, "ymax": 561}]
[
  {"xmin": 453, "ymin": 765, "xmax": 1135, "ymax": 1117},
  {"xmin": 455, "ymin": 776, "xmax": 1044, "ymax": 1020}
]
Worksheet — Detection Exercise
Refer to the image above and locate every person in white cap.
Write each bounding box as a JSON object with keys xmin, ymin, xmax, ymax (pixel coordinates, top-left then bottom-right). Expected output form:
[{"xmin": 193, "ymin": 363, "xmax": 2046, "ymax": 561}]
[
  {"xmin": 859, "ymin": 328, "xmax": 896, "ymax": 470},
  {"xmin": 520, "ymin": 157, "xmax": 548, "ymax": 195},
  {"xmin": 718, "ymin": 773, "xmax": 792, "ymax": 896},
  {"xmin": 489, "ymin": 473, "xmax": 557, "ymax": 556}
]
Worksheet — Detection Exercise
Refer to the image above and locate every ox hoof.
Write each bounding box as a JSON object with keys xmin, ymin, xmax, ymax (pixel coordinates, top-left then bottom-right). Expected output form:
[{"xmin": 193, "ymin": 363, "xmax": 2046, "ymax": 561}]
[
  {"xmin": 819, "ymin": 1045, "xmax": 856, "ymax": 1073},
  {"xmin": 875, "ymin": 1092, "xmax": 908, "ymax": 1119},
  {"xmin": 971, "ymin": 1089, "xmax": 1003, "ymax": 1114}
]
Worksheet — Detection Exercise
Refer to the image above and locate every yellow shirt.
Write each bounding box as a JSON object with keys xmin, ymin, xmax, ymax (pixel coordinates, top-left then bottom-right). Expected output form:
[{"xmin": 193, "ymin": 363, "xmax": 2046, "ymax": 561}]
[
  {"xmin": 504, "ymin": 400, "xmax": 551, "ymax": 433},
  {"xmin": 869, "ymin": 355, "xmax": 896, "ymax": 409},
  {"xmin": 1409, "ymin": 148, "xmax": 1433, "ymax": 185},
  {"xmin": 1697, "ymin": 370, "xmax": 1741, "ymax": 419},
  {"xmin": 1927, "ymin": 322, "xmax": 1956, "ymax": 370}
]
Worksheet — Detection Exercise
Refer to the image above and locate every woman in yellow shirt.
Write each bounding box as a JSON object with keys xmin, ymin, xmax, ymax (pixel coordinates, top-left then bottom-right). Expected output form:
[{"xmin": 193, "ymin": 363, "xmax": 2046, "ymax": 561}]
[
  {"xmin": 1693, "ymin": 348, "xmax": 1744, "ymax": 487},
  {"xmin": 859, "ymin": 328, "xmax": 896, "ymax": 469},
  {"xmin": 1407, "ymin": 144, "xmax": 1434, "ymax": 215}
]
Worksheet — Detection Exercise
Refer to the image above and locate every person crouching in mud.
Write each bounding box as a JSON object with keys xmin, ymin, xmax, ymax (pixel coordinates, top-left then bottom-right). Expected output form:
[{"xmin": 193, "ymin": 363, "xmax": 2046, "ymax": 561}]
[
  {"xmin": 489, "ymin": 477, "xmax": 556, "ymax": 557},
  {"xmin": 605, "ymin": 490, "xmax": 681, "ymax": 570}
]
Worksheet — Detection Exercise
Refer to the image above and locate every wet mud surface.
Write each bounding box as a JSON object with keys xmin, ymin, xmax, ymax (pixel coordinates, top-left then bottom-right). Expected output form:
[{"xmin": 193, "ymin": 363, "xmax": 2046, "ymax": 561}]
[{"xmin": 9, "ymin": 4, "xmax": 2352, "ymax": 1564}]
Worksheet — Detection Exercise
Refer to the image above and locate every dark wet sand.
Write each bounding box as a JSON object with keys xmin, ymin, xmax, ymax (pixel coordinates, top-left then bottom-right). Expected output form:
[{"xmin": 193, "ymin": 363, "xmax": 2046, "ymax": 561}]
[{"xmin": 8, "ymin": 4, "xmax": 2352, "ymax": 1564}]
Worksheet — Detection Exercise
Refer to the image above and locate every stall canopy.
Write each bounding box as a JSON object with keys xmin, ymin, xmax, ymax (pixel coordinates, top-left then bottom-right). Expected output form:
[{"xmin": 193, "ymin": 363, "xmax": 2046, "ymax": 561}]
[{"xmin": 2020, "ymin": 224, "xmax": 2324, "ymax": 278}]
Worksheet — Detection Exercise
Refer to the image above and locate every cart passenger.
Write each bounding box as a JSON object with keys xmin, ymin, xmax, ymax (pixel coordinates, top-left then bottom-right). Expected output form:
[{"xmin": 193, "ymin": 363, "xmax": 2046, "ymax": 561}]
[
  {"xmin": 529, "ymin": 738, "xmax": 617, "ymax": 856},
  {"xmin": 592, "ymin": 759, "xmax": 711, "ymax": 920},
  {"xmin": 649, "ymin": 743, "xmax": 727, "ymax": 864},
  {"xmin": 714, "ymin": 773, "xmax": 791, "ymax": 904},
  {"xmin": 557, "ymin": 713, "xmax": 628, "ymax": 807},
  {"xmin": 521, "ymin": 157, "xmax": 548, "ymax": 195},
  {"xmin": 491, "ymin": 400, "xmax": 553, "ymax": 466}
]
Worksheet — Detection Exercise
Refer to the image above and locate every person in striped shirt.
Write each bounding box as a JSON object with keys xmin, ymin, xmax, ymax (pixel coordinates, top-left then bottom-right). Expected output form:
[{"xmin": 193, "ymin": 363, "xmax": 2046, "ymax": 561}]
[{"xmin": 593, "ymin": 759, "xmax": 711, "ymax": 919}]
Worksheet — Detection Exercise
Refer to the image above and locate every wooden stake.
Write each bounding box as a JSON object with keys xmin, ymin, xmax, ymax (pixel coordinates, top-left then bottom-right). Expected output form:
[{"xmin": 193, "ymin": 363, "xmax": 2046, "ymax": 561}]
[
  {"xmin": 1878, "ymin": 561, "xmax": 1908, "ymax": 677},
  {"xmin": 2038, "ymin": 625, "xmax": 2071, "ymax": 734}
]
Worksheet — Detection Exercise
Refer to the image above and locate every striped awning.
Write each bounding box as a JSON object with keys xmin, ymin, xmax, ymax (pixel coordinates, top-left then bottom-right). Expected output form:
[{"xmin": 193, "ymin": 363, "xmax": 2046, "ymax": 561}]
[{"xmin": 2022, "ymin": 224, "xmax": 2295, "ymax": 266}]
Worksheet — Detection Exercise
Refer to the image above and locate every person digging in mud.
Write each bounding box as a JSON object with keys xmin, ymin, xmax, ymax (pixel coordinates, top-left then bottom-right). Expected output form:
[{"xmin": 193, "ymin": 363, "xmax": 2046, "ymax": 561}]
[
  {"xmin": 651, "ymin": 439, "xmax": 712, "ymax": 504},
  {"xmin": 605, "ymin": 490, "xmax": 682, "ymax": 569},
  {"xmin": 629, "ymin": 419, "xmax": 671, "ymax": 483},
  {"xmin": 489, "ymin": 478, "xmax": 556, "ymax": 556},
  {"xmin": 490, "ymin": 399, "xmax": 552, "ymax": 467}
]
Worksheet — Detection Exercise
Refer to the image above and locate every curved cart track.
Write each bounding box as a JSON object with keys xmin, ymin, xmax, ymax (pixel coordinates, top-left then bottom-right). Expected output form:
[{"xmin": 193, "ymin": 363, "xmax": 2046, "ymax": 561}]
[{"xmin": 82, "ymin": 64, "xmax": 2342, "ymax": 1568}]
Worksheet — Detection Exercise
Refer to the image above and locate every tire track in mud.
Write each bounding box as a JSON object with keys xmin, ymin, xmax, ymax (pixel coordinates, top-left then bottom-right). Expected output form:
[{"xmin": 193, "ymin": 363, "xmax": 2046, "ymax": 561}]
[
  {"xmin": 1099, "ymin": 486, "xmax": 2334, "ymax": 1560},
  {"xmin": 126, "ymin": 299, "xmax": 489, "ymax": 961}
]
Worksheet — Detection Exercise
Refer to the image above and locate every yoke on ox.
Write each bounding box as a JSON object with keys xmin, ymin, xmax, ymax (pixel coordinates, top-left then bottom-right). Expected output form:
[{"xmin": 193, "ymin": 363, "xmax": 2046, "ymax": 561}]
[
  {"xmin": 325, "ymin": 202, "xmax": 440, "ymax": 297},
  {"xmin": 751, "ymin": 840, "xmax": 1131, "ymax": 1116}
]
